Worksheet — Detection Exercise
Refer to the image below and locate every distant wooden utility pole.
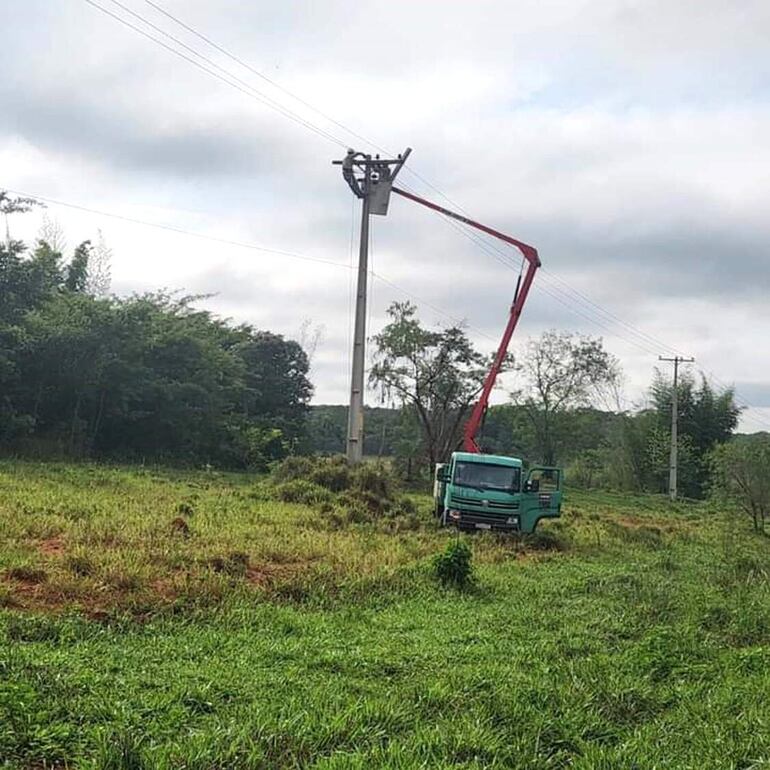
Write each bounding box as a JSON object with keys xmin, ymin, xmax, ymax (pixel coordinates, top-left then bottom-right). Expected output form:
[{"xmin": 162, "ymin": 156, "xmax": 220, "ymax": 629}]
[{"xmin": 659, "ymin": 355, "xmax": 695, "ymax": 501}]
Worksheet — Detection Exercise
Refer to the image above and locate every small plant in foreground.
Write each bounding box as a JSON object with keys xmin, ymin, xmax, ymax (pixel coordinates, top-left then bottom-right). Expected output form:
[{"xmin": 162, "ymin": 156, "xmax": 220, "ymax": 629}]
[{"xmin": 433, "ymin": 540, "xmax": 474, "ymax": 588}]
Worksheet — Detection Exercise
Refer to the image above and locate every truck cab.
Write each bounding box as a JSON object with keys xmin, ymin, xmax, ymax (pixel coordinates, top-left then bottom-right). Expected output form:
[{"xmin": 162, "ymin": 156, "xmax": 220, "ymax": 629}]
[{"xmin": 434, "ymin": 452, "xmax": 562, "ymax": 534}]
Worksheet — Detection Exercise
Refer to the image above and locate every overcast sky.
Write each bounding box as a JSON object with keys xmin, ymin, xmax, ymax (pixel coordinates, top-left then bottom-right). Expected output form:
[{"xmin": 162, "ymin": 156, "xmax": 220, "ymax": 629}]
[{"xmin": 3, "ymin": 0, "xmax": 770, "ymax": 431}]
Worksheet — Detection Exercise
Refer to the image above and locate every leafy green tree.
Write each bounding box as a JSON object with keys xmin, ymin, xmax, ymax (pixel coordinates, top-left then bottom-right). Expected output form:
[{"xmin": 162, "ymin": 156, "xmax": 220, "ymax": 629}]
[
  {"xmin": 233, "ymin": 330, "xmax": 312, "ymax": 453},
  {"xmin": 0, "ymin": 250, "xmax": 313, "ymax": 465},
  {"xmin": 64, "ymin": 241, "xmax": 90, "ymax": 293},
  {"xmin": 710, "ymin": 435, "xmax": 770, "ymax": 533},
  {"xmin": 369, "ymin": 302, "xmax": 490, "ymax": 466},
  {"xmin": 651, "ymin": 371, "xmax": 740, "ymax": 497}
]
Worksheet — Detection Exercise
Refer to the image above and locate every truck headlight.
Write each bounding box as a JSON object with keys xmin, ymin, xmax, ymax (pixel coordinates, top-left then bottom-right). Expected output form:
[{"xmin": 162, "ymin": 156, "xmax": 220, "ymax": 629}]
[
  {"xmin": 448, "ymin": 510, "xmax": 461, "ymax": 521},
  {"xmin": 506, "ymin": 516, "xmax": 519, "ymax": 525}
]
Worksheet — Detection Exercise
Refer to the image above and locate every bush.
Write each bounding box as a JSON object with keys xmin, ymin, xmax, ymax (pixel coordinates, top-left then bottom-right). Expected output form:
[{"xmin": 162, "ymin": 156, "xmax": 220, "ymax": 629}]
[
  {"xmin": 433, "ymin": 540, "xmax": 474, "ymax": 588},
  {"xmin": 271, "ymin": 456, "xmax": 406, "ymax": 520},
  {"xmin": 309, "ymin": 455, "xmax": 352, "ymax": 492},
  {"xmin": 271, "ymin": 455, "xmax": 316, "ymax": 484},
  {"xmin": 272, "ymin": 455, "xmax": 353, "ymax": 491},
  {"xmin": 274, "ymin": 480, "xmax": 333, "ymax": 506}
]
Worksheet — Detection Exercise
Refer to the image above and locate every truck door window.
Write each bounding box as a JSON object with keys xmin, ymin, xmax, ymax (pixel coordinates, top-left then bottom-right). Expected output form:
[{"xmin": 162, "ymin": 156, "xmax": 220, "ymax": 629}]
[{"xmin": 528, "ymin": 468, "xmax": 561, "ymax": 492}]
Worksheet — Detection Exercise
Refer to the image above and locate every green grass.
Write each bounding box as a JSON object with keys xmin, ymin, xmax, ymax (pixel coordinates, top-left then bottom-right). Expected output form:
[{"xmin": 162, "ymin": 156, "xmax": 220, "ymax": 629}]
[{"xmin": 2, "ymin": 461, "xmax": 770, "ymax": 768}]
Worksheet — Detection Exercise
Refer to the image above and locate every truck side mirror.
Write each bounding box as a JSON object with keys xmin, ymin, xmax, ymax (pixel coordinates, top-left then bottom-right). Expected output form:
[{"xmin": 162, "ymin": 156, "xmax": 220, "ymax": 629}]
[{"xmin": 525, "ymin": 479, "xmax": 540, "ymax": 493}]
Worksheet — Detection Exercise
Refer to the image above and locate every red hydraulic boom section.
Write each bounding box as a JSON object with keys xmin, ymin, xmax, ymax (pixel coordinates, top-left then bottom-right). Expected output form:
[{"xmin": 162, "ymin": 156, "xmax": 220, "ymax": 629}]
[{"xmin": 391, "ymin": 186, "xmax": 541, "ymax": 454}]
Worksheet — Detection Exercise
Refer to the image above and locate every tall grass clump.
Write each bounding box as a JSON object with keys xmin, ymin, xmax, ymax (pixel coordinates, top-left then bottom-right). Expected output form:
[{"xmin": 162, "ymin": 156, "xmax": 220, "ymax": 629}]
[{"xmin": 270, "ymin": 455, "xmax": 413, "ymax": 521}]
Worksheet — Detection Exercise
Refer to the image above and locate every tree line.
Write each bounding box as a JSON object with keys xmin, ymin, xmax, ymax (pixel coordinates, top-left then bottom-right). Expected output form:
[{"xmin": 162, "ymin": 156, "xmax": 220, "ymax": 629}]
[
  {"xmin": 2, "ymin": 194, "xmax": 767, "ymax": 524},
  {"xmin": 322, "ymin": 300, "xmax": 750, "ymax": 504},
  {"xmin": 0, "ymin": 199, "xmax": 311, "ymax": 467}
]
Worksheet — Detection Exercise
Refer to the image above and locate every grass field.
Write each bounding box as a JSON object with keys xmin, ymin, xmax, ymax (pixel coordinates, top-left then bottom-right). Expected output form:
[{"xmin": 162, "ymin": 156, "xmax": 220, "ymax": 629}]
[{"xmin": 2, "ymin": 461, "xmax": 770, "ymax": 769}]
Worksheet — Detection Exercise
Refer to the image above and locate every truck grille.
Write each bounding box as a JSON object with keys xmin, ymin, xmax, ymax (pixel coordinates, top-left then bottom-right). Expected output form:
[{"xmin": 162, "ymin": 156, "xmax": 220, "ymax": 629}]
[
  {"xmin": 450, "ymin": 496, "xmax": 519, "ymax": 512},
  {"xmin": 455, "ymin": 510, "xmax": 520, "ymax": 530}
]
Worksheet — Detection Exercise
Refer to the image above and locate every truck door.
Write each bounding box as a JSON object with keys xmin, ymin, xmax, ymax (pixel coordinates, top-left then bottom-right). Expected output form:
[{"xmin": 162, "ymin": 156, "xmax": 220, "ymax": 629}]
[{"xmin": 522, "ymin": 467, "xmax": 562, "ymax": 529}]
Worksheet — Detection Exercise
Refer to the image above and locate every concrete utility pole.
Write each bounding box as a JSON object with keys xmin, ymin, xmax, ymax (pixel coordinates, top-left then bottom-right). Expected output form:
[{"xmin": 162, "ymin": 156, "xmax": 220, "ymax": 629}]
[
  {"xmin": 333, "ymin": 148, "xmax": 411, "ymax": 464},
  {"xmin": 659, "ymin": 355, "xmax": 695, "ymax": 501}
]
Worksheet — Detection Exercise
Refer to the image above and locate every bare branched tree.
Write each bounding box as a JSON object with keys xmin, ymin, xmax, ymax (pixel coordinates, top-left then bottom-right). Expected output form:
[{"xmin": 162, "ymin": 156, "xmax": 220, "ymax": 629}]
[
  {"xmin": 297, "ymin": 318, "xmax": 325, "ymax": 372},
  {"xmin": 37, "ymin": 214, "xmax": 68, "ymax": 255},
  {"xmin": 85, "ymin": 229, "xmax": 112, "ymax": 297},
  {"xmin": 513, "ymin": 330, "xmax": 621, "ymax": 465}
]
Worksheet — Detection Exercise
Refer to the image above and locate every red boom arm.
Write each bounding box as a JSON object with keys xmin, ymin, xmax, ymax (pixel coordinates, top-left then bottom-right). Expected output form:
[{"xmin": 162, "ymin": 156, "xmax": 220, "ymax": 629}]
[{"xmin": 391, "ymin": 186, "xmax": 541, "ymax": 453}]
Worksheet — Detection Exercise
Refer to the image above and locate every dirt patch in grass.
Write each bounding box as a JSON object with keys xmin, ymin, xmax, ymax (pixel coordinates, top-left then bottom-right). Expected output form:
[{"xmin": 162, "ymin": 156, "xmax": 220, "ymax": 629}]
[
  {"xmin": 37, "ymin": 536, "xmax": 66, "ymax": 557},
  {"xmin": 2, "ymin": 578, "xmax": 70, "ymax": 613}
]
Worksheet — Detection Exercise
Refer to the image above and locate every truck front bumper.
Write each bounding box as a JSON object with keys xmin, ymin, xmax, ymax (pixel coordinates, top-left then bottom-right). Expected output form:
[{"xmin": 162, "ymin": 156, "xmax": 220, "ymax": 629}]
[{"xmin": 447, "ymin": 509, "xmax": 520, "ymax": 532}]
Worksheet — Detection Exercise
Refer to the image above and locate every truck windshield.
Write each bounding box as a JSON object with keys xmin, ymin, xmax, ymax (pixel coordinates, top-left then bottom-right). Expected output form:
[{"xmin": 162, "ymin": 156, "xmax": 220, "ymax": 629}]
[{"xmin": 453, "ymin": 462, "xmax": 521, "ymax": 492}]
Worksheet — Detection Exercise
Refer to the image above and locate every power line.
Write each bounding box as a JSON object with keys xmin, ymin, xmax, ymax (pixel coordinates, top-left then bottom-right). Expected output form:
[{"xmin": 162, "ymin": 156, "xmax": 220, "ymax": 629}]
[
  {"xmin": 3, "ymin": 186, "xmax": 349, "ymax": 269},
  {"xmin": 422, "ymin": 210, "xmax": 666, "ymax": 355},
  {"xmin": 5, "ymin": 185, "xmax": 494, "ymax": 342},
  {"xmin": 9, "ymin": 182, "xmax": 767, "ymax": 427},
  {"xmin": 82, "ymin": 0, "xmax": 348, "ymax": 148},
  {"xmin": 88, "ymin": 0, "xmax": 493, "ymax": 214},
  {"xmin": 140, "ymin": 0, "xmax": 386, "ymax": 156},
  {"xmin": 85, "ymin": 0, "xmax": 752, "ymax": 385},
  {"xmin": 428, "ymin": 213, "xmax": 770, "ymax": 427}
]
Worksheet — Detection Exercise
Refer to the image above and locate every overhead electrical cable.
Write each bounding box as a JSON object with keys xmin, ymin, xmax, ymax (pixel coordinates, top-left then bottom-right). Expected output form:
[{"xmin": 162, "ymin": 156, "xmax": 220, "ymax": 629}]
[
  {"xmin": 82, "ymin": 0, "xmax": 349, "ymax": 148},
  {"xmin": 4, "ymin": 186, "xmax": 493, "ymax": 342},
  {"xmin": 3, "ymin": 186, "xmax": 349, "ymax": 269},
  {"xmin": 140, "ymin": 0, "xmax": 387, "ymax": 157},
  {"xmin": 82, "ymin": 0, "xmax": 676, "ymax": 356}
]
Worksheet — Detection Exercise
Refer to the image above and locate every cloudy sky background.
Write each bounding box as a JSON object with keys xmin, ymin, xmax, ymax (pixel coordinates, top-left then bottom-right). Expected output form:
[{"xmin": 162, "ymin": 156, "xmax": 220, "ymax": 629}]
[{"xmin": 2, "ymin": 0, "xmax": 770, "ymax": 431}]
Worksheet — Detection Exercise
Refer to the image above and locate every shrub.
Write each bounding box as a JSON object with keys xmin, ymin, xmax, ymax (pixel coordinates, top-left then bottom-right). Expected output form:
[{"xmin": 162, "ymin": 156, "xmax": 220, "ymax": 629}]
[
  {"xmin": 274, "ymin": 480, "xmax": 333, "ymax": 506},
  {"xmin": 351, "ymin": 462, "xmax": 396, "ymax": 498},
  {"xmin": 271, "ymin": 455, "xmax": 316, "ymax": 484},
  {"xmin": 433, "ymin": 540, "xmax": 474, "ymax": 588},
  {"xmin": 308, "ymin": 455, "xmax": 351, "ymax": 492},
  {"xmin": 272, "ymin": 455, "xmax": 352, "ymax": 491},
  {"xmin": 337, "ymin": 462, "xmax": 401, "ymax": 518}
]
